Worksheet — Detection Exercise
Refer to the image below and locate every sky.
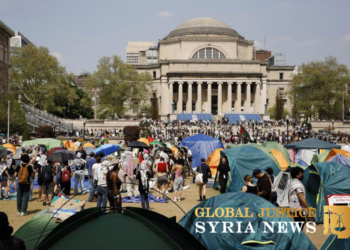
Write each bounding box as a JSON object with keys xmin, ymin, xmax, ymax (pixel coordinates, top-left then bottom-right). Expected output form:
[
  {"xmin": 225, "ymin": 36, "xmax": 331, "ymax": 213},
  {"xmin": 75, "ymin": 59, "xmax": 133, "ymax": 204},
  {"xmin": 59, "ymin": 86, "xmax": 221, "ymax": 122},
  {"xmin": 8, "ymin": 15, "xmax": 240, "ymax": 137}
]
[{"xmin": 1, "ymin": 0, "xmax": 350, "ymax": 75}]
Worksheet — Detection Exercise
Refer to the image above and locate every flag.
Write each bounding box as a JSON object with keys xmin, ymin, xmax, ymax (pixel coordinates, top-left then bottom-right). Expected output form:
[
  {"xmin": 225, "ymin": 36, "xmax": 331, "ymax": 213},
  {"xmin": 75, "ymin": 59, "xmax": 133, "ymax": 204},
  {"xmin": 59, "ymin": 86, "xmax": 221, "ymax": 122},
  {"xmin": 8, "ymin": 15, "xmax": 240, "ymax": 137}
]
[
  {"xmin": 240, "ymin": 125, "xmax": 250, "ymax": 138},
  {"xmin": 148, "ymin": 136, "xmax": 154, "ymax": 143}
]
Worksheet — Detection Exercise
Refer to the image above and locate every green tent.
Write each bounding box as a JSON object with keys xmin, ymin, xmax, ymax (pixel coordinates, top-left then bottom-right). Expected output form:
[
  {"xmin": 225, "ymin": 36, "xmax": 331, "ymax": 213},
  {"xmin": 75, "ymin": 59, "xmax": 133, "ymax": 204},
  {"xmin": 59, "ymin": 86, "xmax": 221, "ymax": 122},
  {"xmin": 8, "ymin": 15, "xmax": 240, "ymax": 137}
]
[
  {"xmin": 262, "ymin": 142, "xmax": 291, "ymax": 164},
  {"xmin": 310, "ymin": 152, "xmax": 328, "ymax": 163},
  {"xmin": 301, "ymin": 162, "xmax": 350, "ymax": 223},
  {"xmin": 321, "ymin": 234, "xmax": 350, "ymax": 250},
  {"xmin": 285, "ymin": 138, "xmax": 340, "ymax": 149},
  {"xmin": 22, "ymin": 138, "xmax": 63, "ymax": 151},
  {"xmin": 222, "ymin": 144, "xmax": 281, "ymax": 192},
  {"xmin": 180, "ymin": 192, "xmax": 316, "ymax": 250},
  {"xmin": 15, "ymin": 207, "xmax": 205, "ymax": 250}
]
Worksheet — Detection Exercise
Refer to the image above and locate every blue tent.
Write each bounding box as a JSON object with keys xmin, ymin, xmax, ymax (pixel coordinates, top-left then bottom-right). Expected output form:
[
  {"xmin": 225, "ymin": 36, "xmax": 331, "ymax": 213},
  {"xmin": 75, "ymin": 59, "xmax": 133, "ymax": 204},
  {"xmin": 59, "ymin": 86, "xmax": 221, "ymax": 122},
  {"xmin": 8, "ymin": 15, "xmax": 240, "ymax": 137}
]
[
  {"xmin": 285, "ymin": 138, "xmax": 340, "ymax": 149},
  {"xmin": 328, "ymin": 154, "xmax": 350, "ymax": 167},
  {"xmin": 180, "ymin": 192, "xmax": 316, "ymax": 250},
  {"xmin": 222, "ymin": 144, "xmax": 280, "ymax": 192},
  {"xmin": 321, "ymin": 235, "xmax": 350, "ymax": 250},
  {"xmin": 179, "ymin": 134, "xmax": 224, "ymax": 168},
  {"xmin": 302, "ymin": 162, "xmax": 350, "ymax": 223},
  {"xmin": 94, "ymin": 144, "xmax": 120, "ymax": 156}
]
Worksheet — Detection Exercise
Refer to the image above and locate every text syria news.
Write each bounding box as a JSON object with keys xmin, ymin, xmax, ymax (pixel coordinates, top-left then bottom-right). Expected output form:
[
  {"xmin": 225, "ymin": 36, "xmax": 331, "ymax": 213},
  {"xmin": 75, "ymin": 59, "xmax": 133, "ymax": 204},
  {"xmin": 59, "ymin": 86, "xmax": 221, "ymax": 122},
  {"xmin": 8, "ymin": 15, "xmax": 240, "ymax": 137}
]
[{"xmin": 194, "ymin": 207, "xmax": 317, "ymax": 234}]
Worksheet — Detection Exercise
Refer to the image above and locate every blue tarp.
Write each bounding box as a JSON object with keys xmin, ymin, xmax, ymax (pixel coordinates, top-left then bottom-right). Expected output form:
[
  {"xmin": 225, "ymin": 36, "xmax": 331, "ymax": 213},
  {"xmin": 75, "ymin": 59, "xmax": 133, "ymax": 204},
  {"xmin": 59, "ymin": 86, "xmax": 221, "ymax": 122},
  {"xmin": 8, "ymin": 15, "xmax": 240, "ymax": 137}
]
[
  {"xmin": 328, "ymin": 154, "xmax": 350, "ymax": 166},
  {"xmin": 302, "ymin": 162, "xmax": 350, "ymax": 223},
  {"xmin": 222, "ymin": 144, "xmax": 280, "ymax": 192},
  {"xmin": 285, "ymin": 138, "xmax": 341, "ymax": 149},
  {"xmin": 179, "ymin": 134, "xmax": 224, "ymax": 168},
  {"xmin": 179, "ymin": 192, "xmax": 316, "ymax": 250},
  {"xmin": 122, "ymin": 193, "xmax": 167, "ymax": 203}
]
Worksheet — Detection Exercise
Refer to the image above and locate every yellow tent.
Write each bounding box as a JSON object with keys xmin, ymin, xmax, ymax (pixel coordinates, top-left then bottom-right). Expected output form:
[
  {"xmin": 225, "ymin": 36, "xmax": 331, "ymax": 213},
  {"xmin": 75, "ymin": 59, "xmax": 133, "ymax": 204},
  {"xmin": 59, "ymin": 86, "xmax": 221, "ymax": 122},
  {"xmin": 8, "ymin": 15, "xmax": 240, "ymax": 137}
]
[
  {"xmin": 270, "ymin": 149, "xmax": 289, "ymax": 171},
  {"xmin": 83, "ymin": 142, "xmax": 96, "ymax": 149},
  {"xmin": 63, "ymin": 140, "xmax": 78, "ymax": 152},
  {"xmin": 206, "ymin": 148, "xmax": 224, "ymax": 176},
  {"xmin": 137, "ymin": 138, "xmax": 150, "ymax": 146},
  {"xmin": 3, "ymin": 143, "xmax": 16, "ymax": 155},
  {"xmin": 325, "ymin": 148, "xmax": 350, "ymax": 162}
]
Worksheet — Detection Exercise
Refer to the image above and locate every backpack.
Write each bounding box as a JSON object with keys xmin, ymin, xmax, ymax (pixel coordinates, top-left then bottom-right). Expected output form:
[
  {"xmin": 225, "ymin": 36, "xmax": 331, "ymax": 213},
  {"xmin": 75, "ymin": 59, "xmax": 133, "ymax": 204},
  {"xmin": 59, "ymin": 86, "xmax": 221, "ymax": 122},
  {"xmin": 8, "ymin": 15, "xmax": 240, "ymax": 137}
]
[
  {"xmin": 61, "ymin": 167, "xmax": 70, "ymax": 182},
  {"xmin": 18, "ymin": 164, "xmax": 29, "ymax": 184},
  {"xmin": 42, "ymin": 165, "xmax": 53, "ymax": 183}
]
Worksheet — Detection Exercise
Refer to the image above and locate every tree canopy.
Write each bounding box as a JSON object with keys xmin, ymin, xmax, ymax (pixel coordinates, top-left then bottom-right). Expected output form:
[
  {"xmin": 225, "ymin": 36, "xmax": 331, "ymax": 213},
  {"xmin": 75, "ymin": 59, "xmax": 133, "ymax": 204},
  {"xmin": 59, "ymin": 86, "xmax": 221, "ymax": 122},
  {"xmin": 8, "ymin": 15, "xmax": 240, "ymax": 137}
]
[
  {"xmin": 289, "ymin": 57, "xmax": 350, "ymax": 120},
  {"xmin": 87, "ymin": 55, "xmax": 153, "ymax": 119}
]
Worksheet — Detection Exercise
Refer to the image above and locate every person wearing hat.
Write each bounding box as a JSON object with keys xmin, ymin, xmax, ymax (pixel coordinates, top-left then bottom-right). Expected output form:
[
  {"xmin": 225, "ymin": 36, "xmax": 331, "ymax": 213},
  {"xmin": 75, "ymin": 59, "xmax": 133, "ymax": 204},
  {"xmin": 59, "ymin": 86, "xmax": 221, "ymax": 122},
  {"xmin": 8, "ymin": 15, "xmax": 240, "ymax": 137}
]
[
  {"xmin": 107, "ymin": 159, "xmax": 122, "ymax": 213},
  {"xmin": 0, "ymin": 211, "xmax": 25, "ymax": 249},
  {"xmin": 252, "ymin": 169, "xmax": 272, "ymax": 202}
]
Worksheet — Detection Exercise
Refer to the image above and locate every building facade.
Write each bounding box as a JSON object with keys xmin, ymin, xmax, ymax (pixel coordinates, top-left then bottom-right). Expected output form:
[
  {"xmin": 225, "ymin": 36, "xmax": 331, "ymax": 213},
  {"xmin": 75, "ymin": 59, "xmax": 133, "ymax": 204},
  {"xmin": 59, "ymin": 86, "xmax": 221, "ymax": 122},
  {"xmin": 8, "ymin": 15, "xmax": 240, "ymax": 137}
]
[
  {"xmin": 0, "ymin": 20, "xmax": 14, "ymax": 94},
  {"xmin": 126, "ymin": 42, "xmax": 156, "ymax": 65},
  {"xmin": 10, "ymin": 30, "xmax": 33, "ymax": 57},
  {"xmin": 129, "ymin": 17, "xmax": 295, "ymax": 120}
]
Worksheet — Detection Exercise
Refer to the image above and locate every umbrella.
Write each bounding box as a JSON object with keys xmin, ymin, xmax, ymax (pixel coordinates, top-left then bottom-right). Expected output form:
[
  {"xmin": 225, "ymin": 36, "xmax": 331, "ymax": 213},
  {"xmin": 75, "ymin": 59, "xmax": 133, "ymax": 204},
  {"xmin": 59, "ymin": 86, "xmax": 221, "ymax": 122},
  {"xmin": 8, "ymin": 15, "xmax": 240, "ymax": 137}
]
[
  {"xmin": 137, "ymin": 138, "xmax": 150, "ymax": 146},
  {"xmin": 0, "ymin": 149, "xmax": 8, "ymax": 158},
  {"xmin": 83, "ymin": 142, "xmax": 95, "ymax": 149},
  {"xmin": 3, "ymin": 143, "xmax": 16, "ymax": 155},
  {"xmin": 94, "ymin": 144, "xmax": 120, "ymax": 157},
  {"xmin": 128, "ymin": 141, "xmax": 149, "ymax": 148},
  {"xmin": 158, "ymin": 147, "xmax": 172, "ymax": 153},
  {"xmin": 85, "ymin": 147, "xmax": 95, "ymax": 155},
  {"xmin": 0, "ymin": 145, "xmax": 6, "ymax": 150},
  {"xmin": 0, "ymin": 133, "xmax": 6, "ymax": 137},
  {"xmin": 48, "ymin": 150, "xmax": 75, "ymax": 163},
  {"xmin": 21, "ymin": 138, "xmax": 62, "ymax": 151},
  {"xmin": 150, "ymin": 141, "xmax": 166, "ymax": 147},
  {"xmin": 46, "ymin": 147, "xmax": 65, "ymax": 158}
]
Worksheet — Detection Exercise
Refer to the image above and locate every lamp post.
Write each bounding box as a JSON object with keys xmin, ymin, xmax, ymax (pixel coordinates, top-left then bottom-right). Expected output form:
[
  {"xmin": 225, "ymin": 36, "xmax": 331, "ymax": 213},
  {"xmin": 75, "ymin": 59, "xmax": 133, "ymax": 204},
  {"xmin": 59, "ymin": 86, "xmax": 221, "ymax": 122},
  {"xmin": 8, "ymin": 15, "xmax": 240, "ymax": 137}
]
[
  {"xmin": 7, "ymin": 101, "xmax": 10, "ymax": 143},
  {"xmin": 286, "ymin": 115, "xmax": 290, "ymax": 142},
  {"xmin": 58, "ymin": 121, "xmax": 61, "ymax": 136},
  {"xmin": 332, "ymin": 119, "xmax": 334, "ymax": 132},
  {"xmin": 83, "ymin": 118, "xmax": 86, "ymax": 140}
]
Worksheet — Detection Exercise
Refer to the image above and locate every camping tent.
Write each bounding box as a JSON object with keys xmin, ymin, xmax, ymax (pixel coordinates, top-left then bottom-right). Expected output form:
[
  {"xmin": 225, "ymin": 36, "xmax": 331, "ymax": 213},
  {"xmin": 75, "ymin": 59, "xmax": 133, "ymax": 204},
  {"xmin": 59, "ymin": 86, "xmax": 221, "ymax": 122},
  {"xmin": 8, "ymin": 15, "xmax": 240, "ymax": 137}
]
[
  {"xmin": 328, "ymin": 154, "xmax": 350, "ymax": 166},
  {"xmin": 179, "ymin": 134, "xmax": 224, "ymax": 169},
  {"xmin": 179, "ymin": 192, "xmax": 316, "ymax": 250},
  {"xmin": 302, "ymin": 162, "xmax": 350, "ymax": 223},
  {"xmin": 206, "ymin": 148, "xmax": 223, "ymax": 176},
  {"xmin": 324, "ymin": 148, "xmax": 350, "ymax": 162},
  {"xmin": 15, "ymin": 207, "xmax": 205, "ymax": 250},
  {"xmin": 262, "ymin": 142, "xmax": 291, "ymax": 163},
  {"xmin": 137, "ymin": 138, "xmax": 150, "ymax": 146},
  {"xmin": 63, "ymin": 140, "xmax": 78, "ymax": 151},
  {"xmin": 22, "ymin": 138, "xmax": 63, "ymax": 151},
  {"xmin": 285, "ymin": 138, "xmax": 341, "ymax": 149},
  {"xmin": 321, "ymin": 235, "xmax": 350, "ymax": 250},
  {"xmin": 222, "ymin": 144, "xmax": 280, "ymax": 192},
  {"xmin": 311, "ymin": 152, "xmax": 328, "ymax": 163},
  {"xmin": 2, "ymin": 143, "xmax": 16, "ymax": 155},
  {"xmin": 270, "ymin": 149, "xmax": 289, "ymax": 171}
]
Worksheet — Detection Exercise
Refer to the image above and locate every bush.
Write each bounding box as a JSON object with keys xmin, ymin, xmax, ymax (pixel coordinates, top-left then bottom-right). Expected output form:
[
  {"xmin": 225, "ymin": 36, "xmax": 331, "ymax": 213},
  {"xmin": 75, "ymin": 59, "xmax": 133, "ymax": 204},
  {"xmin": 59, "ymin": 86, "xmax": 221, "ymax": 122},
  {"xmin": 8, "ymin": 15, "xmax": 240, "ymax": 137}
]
[
  {"xmin": 36, "ymin": 125, "xmax": 55, "ymax": 138},
  {"xmin": 123, "ymin": 126, "xmax": 141, "ymax": 144}
]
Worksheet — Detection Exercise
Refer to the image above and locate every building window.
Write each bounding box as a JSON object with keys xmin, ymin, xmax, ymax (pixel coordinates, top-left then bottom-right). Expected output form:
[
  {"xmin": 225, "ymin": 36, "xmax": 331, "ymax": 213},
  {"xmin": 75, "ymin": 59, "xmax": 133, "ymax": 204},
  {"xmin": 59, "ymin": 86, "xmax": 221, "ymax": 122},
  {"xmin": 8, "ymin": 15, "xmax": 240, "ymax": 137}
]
[
  {"xmin": 278, "ymin": 88, "xmax": 284, "ymax": 99},
  {"xmin": 192, "ymin": 101, "xmax": 196, "ymax": 112},
  {"xmin": 192, "ymin": 48, "xmax": 226, "ymax": 59},
  {"xmin": 280, "ymin": 73, "xmax": 284, "ymax": 80},
  {"xmin": 0, "ymin": 44, "xmax": 3, "ymax": 62},
  {"xmin": 173, "ymin": 84, "xmax": 178, "ymax": 93},
  {"xmin": 182, "ymin": 101, "xmax": 186, "ymax": 112},
  {"xmin": 126, "ymin": 53, "xmax": 139, "ymax": 64},
  {"xmin": 153, "ymin": 71, "xmax": 156, "ymax": 79},
  {"xmin": 133, "ymin": 101, "xmax": 139, "ymax": 114}
]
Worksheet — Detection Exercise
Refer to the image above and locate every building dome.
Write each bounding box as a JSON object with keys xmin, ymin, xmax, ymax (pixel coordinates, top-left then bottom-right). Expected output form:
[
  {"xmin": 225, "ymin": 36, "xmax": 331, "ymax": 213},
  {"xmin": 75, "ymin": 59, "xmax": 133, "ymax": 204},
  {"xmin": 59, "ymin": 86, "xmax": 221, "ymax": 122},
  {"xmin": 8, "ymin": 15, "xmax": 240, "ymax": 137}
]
[{"xmin": 164, "ymin": 17, "xmax": 243, "ymax": 40}]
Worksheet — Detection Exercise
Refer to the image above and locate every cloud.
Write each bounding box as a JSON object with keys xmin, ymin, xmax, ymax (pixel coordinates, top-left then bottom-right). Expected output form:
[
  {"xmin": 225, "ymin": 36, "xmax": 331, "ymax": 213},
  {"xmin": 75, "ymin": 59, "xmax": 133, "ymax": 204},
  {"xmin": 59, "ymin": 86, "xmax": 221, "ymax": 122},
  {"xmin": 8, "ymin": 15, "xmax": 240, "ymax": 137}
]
[
  {"xmin": 342, "ymin": 34, "xmax": 350, "ymax": 42},
  {"xmin": 157, "ymin": 11, "xmax": 173, "ymax": 18},
  {"xmin": 52, "ymin": 52, "xmax": 63, "ymax": 63},
  {"xmin": 297, "ymin": 39, "xmax": 320, "ymax": 47},
  {"xmin": 254, "ymin": 40, "xmax": 263, "ymax": 49}
]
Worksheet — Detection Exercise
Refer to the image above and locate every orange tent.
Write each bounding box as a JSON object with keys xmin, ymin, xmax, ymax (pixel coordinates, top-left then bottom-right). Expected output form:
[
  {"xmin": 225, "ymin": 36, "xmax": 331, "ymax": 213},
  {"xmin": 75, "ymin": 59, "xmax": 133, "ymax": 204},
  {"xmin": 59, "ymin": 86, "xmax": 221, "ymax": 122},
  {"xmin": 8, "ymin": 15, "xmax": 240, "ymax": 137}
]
[
  {"xmin": 83, "ymin": 142, "xmax": 95, "ymax": 149},
  {"xmin": 3, "ymin": 143, "xmax": 16, "ymax": 155},
  {"xmin": 63, "ymin": 140, "xmax": 78, "ymax": 152},
  {"xmin": 206, "ymin": 148, "xmax": 224, "ymax": 176},
  {"xmin": 325, "ymin": 148, "xmax": 350, "ymax": 162},
  {"xmin": 270, "ymin": 149, "xmax": 289, "ymax": 171},
  {"xmin": 137, "ymin": 138, "xmax": 150, "ymax": 146},
  {"xmin": 171, "ymin": 147, "xmax": 179, "ymax": 156}
]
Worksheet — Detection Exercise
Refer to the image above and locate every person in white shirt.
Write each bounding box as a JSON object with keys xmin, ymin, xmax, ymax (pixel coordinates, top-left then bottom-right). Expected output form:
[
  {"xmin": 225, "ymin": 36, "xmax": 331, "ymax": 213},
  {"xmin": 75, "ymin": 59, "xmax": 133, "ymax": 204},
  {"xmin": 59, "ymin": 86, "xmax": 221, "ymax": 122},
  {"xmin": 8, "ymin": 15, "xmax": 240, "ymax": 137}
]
[
  {"xmin": 89, "ymin": 157, "xmax": 102, "ymax": 202},
  {"xmin": 95, "ymin": 160, "xmax": 109, "ymax": 212}
]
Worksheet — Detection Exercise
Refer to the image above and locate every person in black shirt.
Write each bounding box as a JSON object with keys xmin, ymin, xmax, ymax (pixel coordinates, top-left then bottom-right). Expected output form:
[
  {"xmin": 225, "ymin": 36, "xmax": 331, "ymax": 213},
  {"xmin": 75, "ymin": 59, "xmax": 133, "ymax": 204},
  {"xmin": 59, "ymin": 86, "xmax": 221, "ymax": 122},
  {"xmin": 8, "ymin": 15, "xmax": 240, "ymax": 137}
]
[
  {"xmin": 76, "ymin": 145, "xmax": 87, "ymax": 160},
  {"xmin": 136, "ymin": 163, "xmax": 151, "ymax": 210},
  {"xmin": 241, "ymin": 175, "xmax": 258, "ymax": 194},
  {"xmin": 252, "ymin": 169, "xmax": 272, "ymax": 202},
  {"xmin": 198, "ymin": 158, "xmax": 212, "ymax": 201},
  {"xmin": 216, "ymin": 157, "xmax": 232, "ymax": 194}
]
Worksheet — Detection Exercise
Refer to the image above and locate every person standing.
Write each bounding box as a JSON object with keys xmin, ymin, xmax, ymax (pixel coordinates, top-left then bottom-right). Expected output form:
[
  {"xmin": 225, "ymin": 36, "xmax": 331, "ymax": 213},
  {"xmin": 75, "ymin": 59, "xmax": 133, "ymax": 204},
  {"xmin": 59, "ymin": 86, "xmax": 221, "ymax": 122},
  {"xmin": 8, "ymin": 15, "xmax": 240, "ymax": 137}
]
[
  {"xmin": 89, "ymin": 157, "xmax": 102, "ymax": 202},
  {"xmin": 289, "ymin": 167, "xmax": 314, "ymax": 230},
  {"xmin": 216, "ymin": 157, "xmax": 232, "ymax": 194},
  {"xmin": 96, "ymin": 160, "xmax": 109, "ymax": 212},
  {"xmin": 6, "ymin": 153, "xmax": 16, "ymax": 197},
  {"xmin": 241, "ymin": 175, "xmax": 258, "ymax": 194},
  {"xmin": 85, "ymin": 152, "xmax": 96, "ymax": 195},
  {"xmin": 156, "ymin": 157, "xmax": 168, "ymax": 200},
  {"xmin": 197, "ymin": 158, "xmax": 211, "ymax": 201},
  {"xmin": 0, "ymin": 212, "xmax": 26, "ymax": 249},
  {"xmin": 107, "ymin": 160, "xmax": 122, "ymax": 213},
  {"xmin": 71, "ymin": 153, "xmax": 86, "ymax": 195},
  {"xmin": 15, "ymin": 154, "xmax": 34, "ymax": 216},
  {"xmin": 136, "ymin": 163, "xmax": 151, "ymax": 209},
  {"xmin": 124, "ymin": 154, "xmax": 138, "ymax": 197},
  {"xmin": 76, "ymin": 145, "xmax": 87, "ymax": 160},
  {"xmin": 173, "ymin": 159, "xmax": 184, "ymax": 202},
  {"xmin": 60, "ymin": 161, "xmax": 72, "ymax": 196},
  {"xmin": 0, "ymin": 156, "xmax": 10, "ymax": 200},
  {"xmin": 252, "ymin": 169, "xmax": 272, "ymax": 202},
  {"xmin": 41, "ymin": 160, "xmax": 55, "ymax": 205}
]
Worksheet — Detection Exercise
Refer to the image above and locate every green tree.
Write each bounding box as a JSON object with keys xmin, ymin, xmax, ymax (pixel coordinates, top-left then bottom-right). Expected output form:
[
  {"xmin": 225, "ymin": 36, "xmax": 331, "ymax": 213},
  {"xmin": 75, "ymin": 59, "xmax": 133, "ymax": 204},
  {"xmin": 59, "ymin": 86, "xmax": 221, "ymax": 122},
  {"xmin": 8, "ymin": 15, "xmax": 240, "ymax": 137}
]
[
  {"xmin": 87, "ymin": 56, "xmax": 153, "ymax": 119},
  {"xmin": 10, "ymin": 45, "xmax": 76, "ymax": 109},
  {"xmin": 268, "ymin": 105, "xmax": 290, "ymax": 120},
  {"xmin": 289, "ymin": 57, "xmax": 350, "ymax": 120}
]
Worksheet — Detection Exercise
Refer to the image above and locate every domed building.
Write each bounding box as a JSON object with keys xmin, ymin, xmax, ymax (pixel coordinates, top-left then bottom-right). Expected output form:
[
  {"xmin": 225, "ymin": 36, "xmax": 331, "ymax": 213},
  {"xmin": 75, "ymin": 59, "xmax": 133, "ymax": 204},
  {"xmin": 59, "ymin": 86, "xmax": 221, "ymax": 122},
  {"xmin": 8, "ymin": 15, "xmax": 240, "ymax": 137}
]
[{"xmin": 129, "ymin": 17, "xmax": 295, "ymax": 121}]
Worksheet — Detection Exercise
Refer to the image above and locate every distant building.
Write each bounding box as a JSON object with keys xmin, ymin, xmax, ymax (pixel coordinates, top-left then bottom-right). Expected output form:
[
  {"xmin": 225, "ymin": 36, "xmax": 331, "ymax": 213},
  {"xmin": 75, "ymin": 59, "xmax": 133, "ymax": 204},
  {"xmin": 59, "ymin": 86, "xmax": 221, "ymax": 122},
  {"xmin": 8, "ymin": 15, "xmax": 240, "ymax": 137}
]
[
  {"xmin": 73, "ymin": 73, "xmax": 90, "ymax": 90},
  {"xmin": 255, "ymin": 49, "xmax": 271, "ymax": 61},
  {"xmin": 126, "ymin": 41, "xmax": 156, "ymax": 65},
  {"xmin": 0, "ymin": 20, "xmax": 14, "ymax": 94},
  {"xmin": 10, "ymin": 30, "xmax": 33, "ymax": 57},
  {"xmin": 267, "ymin": 53, "xmax": 286, "ymax": 66}
]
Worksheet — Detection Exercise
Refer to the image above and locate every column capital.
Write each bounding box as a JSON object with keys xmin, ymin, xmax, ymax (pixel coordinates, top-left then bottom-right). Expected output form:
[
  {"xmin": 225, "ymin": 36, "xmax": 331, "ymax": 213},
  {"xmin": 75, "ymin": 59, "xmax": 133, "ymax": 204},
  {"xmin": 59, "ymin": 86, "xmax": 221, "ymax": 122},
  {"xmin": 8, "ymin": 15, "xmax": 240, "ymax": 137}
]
[
  {"xmin": 255, "ymin": 81, "xmax": 261, "ymax": 85},
  {"xmin": 207, "ymin": 81, "xmax": 212, "ymax": 85},
  {"xmin": 187, "ymin": 81, "xmax": 193, "ymax": 84},
  {"xmin": 178, "ymin": 81, "xmax": 184, "ymax": 85},
  {"xmin": 227, "ymin": 82, "xmax": 233, "ymax": 85},
  {"xmin": 246, "ymin": 81, "xmax": 252, "ymax": 85},
  {"xmin": 169, "ymin": 81, "xmax": 174, "ymax": 84},
  {"xmin": 197, "ymin": 81, "xmax": 203, "ymax": 85},
  {"xmin": 217, "ymin": 81, "xmax": 223, "ymax": 85},
  {"xmin": 236, "ymin": 82, "xmax": 242, "ymax": 85}
]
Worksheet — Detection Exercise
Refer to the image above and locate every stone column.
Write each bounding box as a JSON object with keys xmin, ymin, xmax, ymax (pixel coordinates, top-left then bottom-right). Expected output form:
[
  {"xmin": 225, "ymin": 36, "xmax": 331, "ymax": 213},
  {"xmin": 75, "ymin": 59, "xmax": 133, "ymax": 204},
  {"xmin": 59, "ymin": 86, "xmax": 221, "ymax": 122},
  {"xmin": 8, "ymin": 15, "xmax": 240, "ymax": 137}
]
[
  {"xmin": 246, "ymin": 82, "xmax": 251, "ymax": 113},
  {"xmin": 261, "ymin": 80, "xmax": 267, "ymax": 114},
  {"xmin": 197, "ymin": 82, "xmax": 202, "ymax": 113},
  {"xmin": 218, "ymin": 82, "xmax": 223, "ymax": 115},
  {"xmin": 227, "ymin": 82, "xmax": 232, "ymax": 113},
  {"xmin": 254, "ymin": 82, "xmax": 261, "ymax": 114},
  {"xmin": 178, "ymin": 81, "xmax": 183, "ymax": 113},
  {"xmin": 187, "ymin": 82, "xmax": 192, "ymax": 113},
  {"xmin": 207, "ymin": 82, "xmax": 212, "ymax": 113},
  {"xmin": 235, "ymin": 82, "xmax": 242, "ymax": 113},
  {"xmin": 162, "ymin": 82, "xmax": 169, "ymax": 115},
  {"xmin": 169, "ymin": 81, "xmax": 173, "ymax": 113}
]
